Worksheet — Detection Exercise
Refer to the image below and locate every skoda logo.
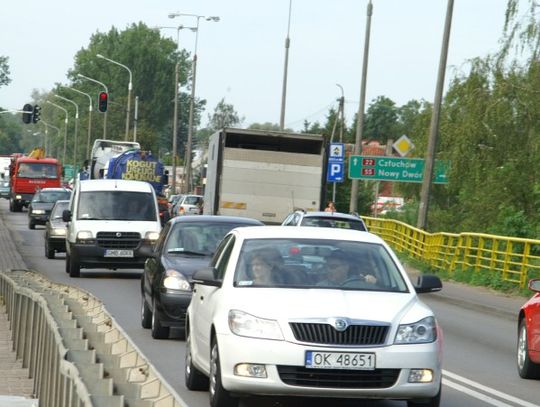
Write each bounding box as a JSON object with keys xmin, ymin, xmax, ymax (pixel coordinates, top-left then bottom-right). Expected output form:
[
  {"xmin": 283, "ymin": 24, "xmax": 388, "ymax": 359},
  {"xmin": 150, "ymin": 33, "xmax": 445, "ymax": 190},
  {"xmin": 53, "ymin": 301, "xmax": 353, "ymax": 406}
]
[
  {"xmin": 333, "ymin": 318, "xmax": 349, "ymax": 332},
  {"xmin": 116, "ymin": 232, "xmax": 122, "ymax": 238}
]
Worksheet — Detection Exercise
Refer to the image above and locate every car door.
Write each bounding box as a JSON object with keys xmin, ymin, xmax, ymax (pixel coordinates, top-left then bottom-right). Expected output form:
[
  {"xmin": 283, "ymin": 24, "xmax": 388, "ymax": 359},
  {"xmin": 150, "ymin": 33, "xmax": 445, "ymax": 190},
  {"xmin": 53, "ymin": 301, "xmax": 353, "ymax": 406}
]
[
  {"xmin": 191, "ymin": 234, "xmax": 236, "ymax": 370},
  {"xmin": 144, "ymin": 223, "xmax": 171, "ymax": 305}
]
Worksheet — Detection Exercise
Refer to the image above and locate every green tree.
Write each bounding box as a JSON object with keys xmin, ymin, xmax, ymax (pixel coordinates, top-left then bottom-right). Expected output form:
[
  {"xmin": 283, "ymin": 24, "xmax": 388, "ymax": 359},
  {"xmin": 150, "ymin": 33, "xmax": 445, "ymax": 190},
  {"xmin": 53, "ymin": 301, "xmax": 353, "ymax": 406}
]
[
  {"xmin": 0, "ymin": 56, "xmax": 10, "ymax": 88},
  {"xmin": 195, "ymin": 98, "xmax": 242, "ymax": 148},
  {"xmin": 363, "ymin": 96, "xmax": 399, "ymax": 143}
]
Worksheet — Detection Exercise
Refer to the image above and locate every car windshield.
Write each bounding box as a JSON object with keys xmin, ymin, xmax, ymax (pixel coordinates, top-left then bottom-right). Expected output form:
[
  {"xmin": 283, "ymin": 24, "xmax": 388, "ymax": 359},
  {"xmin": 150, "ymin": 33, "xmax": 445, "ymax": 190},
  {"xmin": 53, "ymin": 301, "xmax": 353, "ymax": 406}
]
[
  {"xmin": 34, "ymin": 190, "xmax": 71, "ymax": 203},
  {"xmin": 51, "ymin": 201, "xmax": 70, "ymax": 219},
  {"xmin": 166, "ymin": 222, "xmax": 250, "ymax": 255},
  {"xmin": 301, "ymin": 216, "xmax": 366, "ymax": 231},
  {"xmin": 77, "ymin": 191, "xmax": 156, "ymax": 221},
  {"xmin": 233, "ymin": 238, "xmax": 408, "ymax": 292},
  {"xmin": 17, "ymin": 163, "xmax": 58, "ymax": 179}
]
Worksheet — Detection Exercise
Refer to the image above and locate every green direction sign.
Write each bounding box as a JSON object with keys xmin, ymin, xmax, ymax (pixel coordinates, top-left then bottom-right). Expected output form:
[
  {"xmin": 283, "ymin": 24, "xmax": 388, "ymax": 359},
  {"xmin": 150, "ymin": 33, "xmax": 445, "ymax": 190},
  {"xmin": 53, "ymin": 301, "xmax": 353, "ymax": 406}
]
[
  {"xmin": 348, "ymin": 156, "xmax": 449, "ymax": 184},
  {"xmin": 63, "ymin": 164, "xmax": 78, "ymax": 180}
]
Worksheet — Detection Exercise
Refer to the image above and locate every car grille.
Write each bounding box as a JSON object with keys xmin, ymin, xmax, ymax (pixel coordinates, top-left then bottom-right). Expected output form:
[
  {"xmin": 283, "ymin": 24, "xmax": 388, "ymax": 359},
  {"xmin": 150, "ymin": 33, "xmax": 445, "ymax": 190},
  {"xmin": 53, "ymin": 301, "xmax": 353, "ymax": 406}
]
[
  {"xmin": 289, "ymin": 323, "xmax": 388, "ymax": 345},
  {"xmin": 277, "ymin": 366, "xmax": 400, "ymax": 388},
  {"xmin": 96, "ymin": 232, "xmax": 141, "ymax": 249}
]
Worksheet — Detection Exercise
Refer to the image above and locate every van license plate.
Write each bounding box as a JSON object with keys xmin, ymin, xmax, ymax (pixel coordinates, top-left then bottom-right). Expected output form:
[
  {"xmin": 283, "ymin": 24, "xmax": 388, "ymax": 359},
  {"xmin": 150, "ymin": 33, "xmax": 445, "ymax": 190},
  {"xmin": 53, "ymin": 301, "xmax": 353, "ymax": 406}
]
[
  {"xmin": 105, "ymin": 249, "xmax": 134, "ymax": 258},
  {"xmin": 305, "ymin": 351, "xmax": 375, "ymax": 370}
]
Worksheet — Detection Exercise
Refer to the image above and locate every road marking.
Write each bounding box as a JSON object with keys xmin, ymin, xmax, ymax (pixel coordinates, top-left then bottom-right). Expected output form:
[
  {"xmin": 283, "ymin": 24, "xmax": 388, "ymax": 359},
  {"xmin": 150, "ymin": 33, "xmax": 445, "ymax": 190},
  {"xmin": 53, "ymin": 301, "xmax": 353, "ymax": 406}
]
[{"xmin": 443, "ymin": 369, "xmax": 539, "ymax": 407}]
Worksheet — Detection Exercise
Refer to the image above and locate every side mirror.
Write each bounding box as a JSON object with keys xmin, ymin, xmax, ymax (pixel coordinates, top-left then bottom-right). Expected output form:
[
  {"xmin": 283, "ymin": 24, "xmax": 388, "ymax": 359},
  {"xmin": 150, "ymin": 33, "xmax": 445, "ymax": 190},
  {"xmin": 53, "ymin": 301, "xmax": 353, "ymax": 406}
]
[
  {"xmin": 62, "ymin": 209, "xmax": 72, "ymax": 222},
  {"xmin": 192, "ymin": 266, "xmax": 222, "ymax": 288},
  {"xmin": 414, "ymin": 274, "xmax": 443, "ymax": 294},
  {"xmin": 529, "ymin": 279, "xmax": 540, "ymax": 293}
]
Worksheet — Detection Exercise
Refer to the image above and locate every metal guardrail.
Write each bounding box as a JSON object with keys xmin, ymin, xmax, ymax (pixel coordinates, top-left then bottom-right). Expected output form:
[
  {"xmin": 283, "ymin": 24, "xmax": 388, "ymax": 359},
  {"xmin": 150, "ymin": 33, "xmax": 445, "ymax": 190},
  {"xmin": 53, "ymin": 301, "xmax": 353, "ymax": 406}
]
[
  {"xmin": 0, "ymin": 269, "xmax": 189, "ymax": 407},
  {"xmin": 364, "ymin": 216, "xmax": 540, "ymax": 288}
]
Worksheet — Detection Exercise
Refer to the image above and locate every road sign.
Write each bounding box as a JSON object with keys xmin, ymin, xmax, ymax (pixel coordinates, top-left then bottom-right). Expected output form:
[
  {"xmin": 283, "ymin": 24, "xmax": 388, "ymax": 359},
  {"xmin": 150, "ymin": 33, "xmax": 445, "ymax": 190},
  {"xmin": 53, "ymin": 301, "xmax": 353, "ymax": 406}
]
[
  {"xmin": 329, "ymin": 143, "xmax": 344, "ymax": 162},
  {"xmin": 327, "ymin": 161, "xmax": 344, "ymax": 183},
  {"xmin": 348, "ymin": 156, "xmax": 449, "ymax": 184},
  {"xmin": 393, "ymin": 135, "xmax": 414, "ymax": 157}
]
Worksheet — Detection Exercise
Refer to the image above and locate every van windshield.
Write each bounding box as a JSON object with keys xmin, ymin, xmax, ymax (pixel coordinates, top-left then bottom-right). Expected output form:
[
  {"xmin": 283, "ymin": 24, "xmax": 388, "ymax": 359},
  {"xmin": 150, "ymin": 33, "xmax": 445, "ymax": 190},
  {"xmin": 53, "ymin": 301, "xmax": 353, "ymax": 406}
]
[{"xmin": 77, "ymin": 191, "xmax": 156, "ymax": 221}]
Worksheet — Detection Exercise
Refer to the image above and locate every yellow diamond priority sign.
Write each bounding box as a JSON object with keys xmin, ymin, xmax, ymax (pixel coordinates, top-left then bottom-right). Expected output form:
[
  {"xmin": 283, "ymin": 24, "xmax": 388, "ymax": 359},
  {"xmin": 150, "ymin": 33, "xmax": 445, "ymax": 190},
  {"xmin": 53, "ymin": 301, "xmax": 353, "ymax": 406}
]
[{"xmin": 393, "ymin": 135, "xmax": 414, "ymax": 157}]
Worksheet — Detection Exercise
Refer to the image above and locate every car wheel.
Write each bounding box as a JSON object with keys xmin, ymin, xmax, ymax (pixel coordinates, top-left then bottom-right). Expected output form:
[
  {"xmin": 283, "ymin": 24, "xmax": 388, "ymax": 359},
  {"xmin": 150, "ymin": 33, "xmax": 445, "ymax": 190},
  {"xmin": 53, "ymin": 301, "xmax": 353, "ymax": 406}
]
[
  {"xmin": 185, "ymin": 327, "xmax": 209, "ymax": 390},
  {"xmin": 45, "ymin": 238, "xmax": 55, "ymax": 259},
  {"xmin": 407, "ymin": 383, "xmax": 441, "ymax": 407},
  {"xmin": 517, "ymin": 319, "xmax": 540, "ymax": 379},
  {"xmin": 28, "ymin": 219, "xmax": 35, "ymax": 230},
  {"xmin": 209, "ymin": 338, "xmax": 238, "ymax": 407},
  {"xmin": 141, "ymin": 294, "xmax": 152, "ymax": 329},
  {"xmin": 67, "ymin": 253, "xmax": 80, "ymax": 278},
  {"xmin": 151, "ymin": 299, "xmax": 169, "ymax": 339}
]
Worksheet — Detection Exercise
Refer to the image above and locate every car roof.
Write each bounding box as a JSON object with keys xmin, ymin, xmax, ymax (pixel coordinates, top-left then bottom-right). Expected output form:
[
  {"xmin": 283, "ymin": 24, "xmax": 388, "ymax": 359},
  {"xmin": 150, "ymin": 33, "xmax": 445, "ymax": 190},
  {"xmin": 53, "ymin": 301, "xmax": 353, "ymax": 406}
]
[
  {"xmin": 169, "ymin": 215, "xmax": 263, "ymax": 226},
  {"xmin": 78, "ymin": 179, "xmax": 154, "ymax": 193},
  {"xmin": 299, "ymin": 211, "xmax": 363, "ymax": 220},
  {"xmin": 232, "ymin": 225, "xmax": 382, "ymax": 243}
]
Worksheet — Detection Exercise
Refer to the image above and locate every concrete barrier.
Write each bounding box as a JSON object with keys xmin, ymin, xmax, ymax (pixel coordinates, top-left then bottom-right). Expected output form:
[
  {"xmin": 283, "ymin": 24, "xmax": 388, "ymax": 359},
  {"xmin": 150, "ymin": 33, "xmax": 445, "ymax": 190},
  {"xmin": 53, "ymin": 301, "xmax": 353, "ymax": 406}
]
[{"xmin": 0, "ymin": 269, "xmax": 189, "ymax": 407}]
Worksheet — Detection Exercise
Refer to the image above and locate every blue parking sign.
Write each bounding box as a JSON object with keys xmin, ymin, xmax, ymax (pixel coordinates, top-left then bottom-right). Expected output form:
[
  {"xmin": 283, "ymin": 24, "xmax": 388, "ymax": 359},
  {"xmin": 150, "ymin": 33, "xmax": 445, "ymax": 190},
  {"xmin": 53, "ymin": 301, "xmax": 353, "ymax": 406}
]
[{"xmin": 327, "ymin": 161, "xmax": 344, "ymax": 182}]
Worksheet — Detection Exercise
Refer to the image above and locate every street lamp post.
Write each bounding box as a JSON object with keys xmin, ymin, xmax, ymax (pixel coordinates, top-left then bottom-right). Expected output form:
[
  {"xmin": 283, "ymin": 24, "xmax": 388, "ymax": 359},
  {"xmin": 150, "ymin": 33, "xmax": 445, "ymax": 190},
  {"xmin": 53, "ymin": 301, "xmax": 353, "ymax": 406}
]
[
  {"xmin": 349, "ymin": 0, "xmax": 373, "ymax": 214},
  {"xmin": 280, "ymin": 0, "xmax": 293, "ymax": 130},
  {"xmin": 45, "ymin": 101, "xmax": 69, "ymax": 166},
  {"xmin": 54, "ymin": 94, "xmax": 79, "ymax": 169},
  {"xmin": 61, "ymin": 86, "xmax": 93, "ymax": 160},
  {"xmin": 96, "ymin": 54, "xmax": 133, "ymax": 141},
  {"xmin": 77, "ymin": 74, "xmax": 109, "ymax": 139},
  {"xmin": 168, "ymin": 12, "xmax": 219, "ymax": 193},
  {"xmin": 40, "ymin": 121, "xmax": 60, "ymax": 157}
]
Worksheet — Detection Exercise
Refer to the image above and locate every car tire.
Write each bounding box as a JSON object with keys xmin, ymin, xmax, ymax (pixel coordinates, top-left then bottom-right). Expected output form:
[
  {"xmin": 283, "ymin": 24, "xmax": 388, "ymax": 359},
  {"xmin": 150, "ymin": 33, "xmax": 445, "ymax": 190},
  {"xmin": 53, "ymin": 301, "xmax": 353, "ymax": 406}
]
[
  {"xmin": 185, "ymin": 327, "xmax": 209, "ymax": 390},
  {"xmin": 141, "ymin": 294, "xmax": 152, "ymax": 329},
  {"xmin": 517, "ymin": 319, "xmax": 540, "ymax": 379},
  {"xmin": 151, "ymin": 299, "xmax": 169, "ymax": 339},
  {"xmin": 407, "ymin": 383, "xmax": 441, "ymax": 407},
  {"xmin": 45, "ymin": 239, "xmax": 55, "ymax": 259},
  {"xmin": 209, "ymin": 338, "xmax": 238, "ymax": 407},
  {"xmin": 28, "ymin": 219, "xmax": 35, "ymax": 230},
  {"xmin": 67, "ymin": 253, "xmax": 81, "ymax": 278}
]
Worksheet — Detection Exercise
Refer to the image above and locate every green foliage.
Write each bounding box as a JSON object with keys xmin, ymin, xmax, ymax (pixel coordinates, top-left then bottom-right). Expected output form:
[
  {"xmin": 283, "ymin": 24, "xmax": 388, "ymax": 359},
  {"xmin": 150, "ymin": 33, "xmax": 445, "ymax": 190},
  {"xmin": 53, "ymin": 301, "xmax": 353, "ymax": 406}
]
[
  {"xmin": 363, "ymin": 96, "xmax": 399, "ymax": 143},
  {"xmin": 0, "ymin": 112, "xmax": 22, "ymax": 154},
  {"xmin": 0, "ymin": 56, "xmax": 10, "ymax": 88}
]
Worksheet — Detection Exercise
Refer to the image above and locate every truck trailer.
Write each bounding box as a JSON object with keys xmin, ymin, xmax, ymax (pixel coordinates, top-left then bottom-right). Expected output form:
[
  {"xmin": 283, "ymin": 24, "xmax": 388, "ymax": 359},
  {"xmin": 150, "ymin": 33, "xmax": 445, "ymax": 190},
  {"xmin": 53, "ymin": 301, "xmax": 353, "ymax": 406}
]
[{"xmin": 203, "ymin": 128, "xmax": 327, "ymax": 224}]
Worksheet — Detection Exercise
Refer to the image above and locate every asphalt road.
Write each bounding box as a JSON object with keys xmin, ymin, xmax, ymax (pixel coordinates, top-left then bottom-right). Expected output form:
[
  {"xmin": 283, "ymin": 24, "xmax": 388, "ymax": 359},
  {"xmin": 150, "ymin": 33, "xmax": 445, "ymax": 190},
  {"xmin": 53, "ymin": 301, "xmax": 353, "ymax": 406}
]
[{"xmin": 1, "ymin": 198, "xmax": 538, "ymax": 407}]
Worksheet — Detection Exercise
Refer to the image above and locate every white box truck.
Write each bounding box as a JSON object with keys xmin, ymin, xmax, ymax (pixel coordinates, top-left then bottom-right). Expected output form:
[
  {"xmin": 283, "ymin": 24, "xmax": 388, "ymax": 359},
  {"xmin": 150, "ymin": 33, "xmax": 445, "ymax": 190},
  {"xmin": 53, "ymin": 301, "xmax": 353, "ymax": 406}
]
[{"xmin": 203, "ymin": 128, "xmax": 327, "ymax": 224}]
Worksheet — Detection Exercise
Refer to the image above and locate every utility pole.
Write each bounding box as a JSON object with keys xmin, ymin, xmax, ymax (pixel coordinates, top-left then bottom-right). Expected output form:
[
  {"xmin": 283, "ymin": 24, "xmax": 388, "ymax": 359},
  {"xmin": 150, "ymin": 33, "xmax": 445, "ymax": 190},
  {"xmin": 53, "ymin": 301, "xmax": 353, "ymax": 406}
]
[
  {"xmin": 417, "ymin": 0, "xmax": 454, "ymax": 229},
  {"xmin": 349, "ymin": 0, "xmax": 373, "ymax": 213}
]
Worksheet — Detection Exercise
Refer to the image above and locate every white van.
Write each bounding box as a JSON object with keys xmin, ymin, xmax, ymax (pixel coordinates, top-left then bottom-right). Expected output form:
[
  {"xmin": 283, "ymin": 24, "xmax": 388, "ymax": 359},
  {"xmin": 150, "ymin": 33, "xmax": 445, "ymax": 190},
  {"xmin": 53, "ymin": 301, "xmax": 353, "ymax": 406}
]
[{"xmin": 63, "ymin": 179, "xmax": 161, "ymax": 277}]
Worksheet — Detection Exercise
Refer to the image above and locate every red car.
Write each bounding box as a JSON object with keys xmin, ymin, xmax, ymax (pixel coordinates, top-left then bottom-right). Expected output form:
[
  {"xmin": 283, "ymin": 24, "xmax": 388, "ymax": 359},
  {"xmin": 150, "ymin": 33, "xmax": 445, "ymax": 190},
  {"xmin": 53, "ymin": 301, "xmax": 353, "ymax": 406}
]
[{"xmin": 518, "ymin": 279, "xmax": 540, "ymax": 378}]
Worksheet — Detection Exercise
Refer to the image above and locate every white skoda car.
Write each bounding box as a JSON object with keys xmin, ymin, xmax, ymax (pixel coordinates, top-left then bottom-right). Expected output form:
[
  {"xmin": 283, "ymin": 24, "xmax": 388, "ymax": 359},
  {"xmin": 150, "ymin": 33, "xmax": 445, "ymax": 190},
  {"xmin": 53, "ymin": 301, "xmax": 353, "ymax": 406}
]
[{"xmin": 185, "ymin": 226, "xmax": 443, "ymax": 407}]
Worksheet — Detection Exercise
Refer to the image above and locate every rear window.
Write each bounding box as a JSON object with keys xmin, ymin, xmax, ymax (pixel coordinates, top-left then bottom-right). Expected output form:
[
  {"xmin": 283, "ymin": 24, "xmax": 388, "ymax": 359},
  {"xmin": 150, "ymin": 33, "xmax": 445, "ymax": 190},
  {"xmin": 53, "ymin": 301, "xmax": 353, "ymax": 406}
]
[
  {"xmin": 301, "ymin": 216, "xmax": 367, "ymax": 231},
  {"xmin": 77, "ymin": 191, "xmax": 156, "ymax": 221}
]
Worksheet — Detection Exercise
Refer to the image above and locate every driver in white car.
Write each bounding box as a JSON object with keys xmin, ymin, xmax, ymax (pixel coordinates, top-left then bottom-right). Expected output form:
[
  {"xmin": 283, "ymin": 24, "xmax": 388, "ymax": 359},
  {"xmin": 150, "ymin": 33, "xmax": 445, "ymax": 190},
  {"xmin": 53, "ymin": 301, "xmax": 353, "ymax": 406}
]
[{"xmin": 318, "ymin": 251, "xmax": 377, "ymax": 287}]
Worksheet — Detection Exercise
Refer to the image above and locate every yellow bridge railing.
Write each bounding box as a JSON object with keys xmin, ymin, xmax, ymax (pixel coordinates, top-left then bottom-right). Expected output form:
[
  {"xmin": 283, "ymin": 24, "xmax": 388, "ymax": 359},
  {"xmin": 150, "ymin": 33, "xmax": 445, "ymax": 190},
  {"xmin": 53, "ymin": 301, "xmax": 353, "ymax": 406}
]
[{"xmin": 363, "ymin": 217, "xmax": 540, "ymax": 288}]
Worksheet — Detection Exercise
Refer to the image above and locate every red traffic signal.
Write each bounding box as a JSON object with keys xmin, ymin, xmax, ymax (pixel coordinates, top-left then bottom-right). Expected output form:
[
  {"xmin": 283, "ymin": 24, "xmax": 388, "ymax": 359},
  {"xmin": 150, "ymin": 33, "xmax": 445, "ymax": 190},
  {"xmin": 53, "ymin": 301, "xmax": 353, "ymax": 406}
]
[{"xmin": 98, "ymin": 91, "xmax": 108, "ymax": 113}]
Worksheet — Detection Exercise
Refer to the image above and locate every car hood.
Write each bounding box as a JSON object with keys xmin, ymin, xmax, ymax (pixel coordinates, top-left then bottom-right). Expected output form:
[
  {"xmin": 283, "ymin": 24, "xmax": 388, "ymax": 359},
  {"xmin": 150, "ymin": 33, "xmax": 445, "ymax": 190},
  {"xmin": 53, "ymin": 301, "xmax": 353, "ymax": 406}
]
[
  {"xmin": 163, "ymin": 255, "xmax": 212, "ymax": 278},
  {"xmin": 228, "ymin": 288, "xmax": 428, "ymax": 325}
]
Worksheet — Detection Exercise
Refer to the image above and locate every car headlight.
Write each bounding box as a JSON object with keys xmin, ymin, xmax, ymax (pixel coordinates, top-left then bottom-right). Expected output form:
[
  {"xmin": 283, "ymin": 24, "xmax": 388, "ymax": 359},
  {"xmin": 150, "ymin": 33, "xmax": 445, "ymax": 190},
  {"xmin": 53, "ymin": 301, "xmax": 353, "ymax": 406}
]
[
  {"xmin": 395, "ymin": 316, "xmax": 437, "ymax": 344},
  {"xmin": 163, "ymin": 269, "xmax": 191, "ymax": 291},
  {"xmin": 76, "ymin": 231, "xmax": 93, "ymax": 240},
  {"xmin": 145, "ymin": 231, "xmax": 160, "ymax": 241},
  {"xmin": 50, "ymin": 227, "xmax": 66, "ymax": 236},
  {"xmin": 228, "ymin": 310, "xmax": 284, "ymax": 341},
  {"xmin": 32, "ymin": 209, "xmax": 45, "ymax": 215},
  {"xmin": 15, "ymin": 194, "xmax": 22, "ymax": 199}
]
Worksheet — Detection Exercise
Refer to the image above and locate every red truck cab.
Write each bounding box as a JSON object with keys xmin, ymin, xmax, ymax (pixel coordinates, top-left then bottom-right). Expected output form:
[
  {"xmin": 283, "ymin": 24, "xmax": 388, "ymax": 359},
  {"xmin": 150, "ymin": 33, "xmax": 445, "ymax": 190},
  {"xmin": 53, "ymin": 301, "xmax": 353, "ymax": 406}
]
[{"xmin": 9, "ymin": 153, "xmax": 63, "ymax": 212}]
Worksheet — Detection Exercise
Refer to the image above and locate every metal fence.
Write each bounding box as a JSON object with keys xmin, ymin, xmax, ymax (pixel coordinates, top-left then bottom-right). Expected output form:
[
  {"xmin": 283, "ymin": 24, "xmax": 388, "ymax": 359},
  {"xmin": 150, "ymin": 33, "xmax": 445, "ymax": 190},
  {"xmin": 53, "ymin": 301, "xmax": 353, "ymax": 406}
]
[
  {"xmin": 363, "ymin": 216, "xmax": 540, "ymax": 288},
  {"xmin": 0, "ymin": 269, "xmax": 189, "ymax": 407}
]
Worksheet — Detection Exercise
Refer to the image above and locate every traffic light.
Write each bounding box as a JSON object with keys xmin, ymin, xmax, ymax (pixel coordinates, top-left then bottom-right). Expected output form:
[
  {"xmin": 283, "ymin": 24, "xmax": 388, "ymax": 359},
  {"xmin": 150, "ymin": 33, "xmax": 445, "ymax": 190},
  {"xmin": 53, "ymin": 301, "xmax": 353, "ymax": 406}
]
[
  {"xmin": 22, "ymin": 103, "xmax": 33, "ymax": 124},
  {"xmin": 98, "ymin": 91, "xmax": 108, "ymax": 113},
  {"xmin": 32, "ymin": 105, "xmax": 41, "ymax": 123}
]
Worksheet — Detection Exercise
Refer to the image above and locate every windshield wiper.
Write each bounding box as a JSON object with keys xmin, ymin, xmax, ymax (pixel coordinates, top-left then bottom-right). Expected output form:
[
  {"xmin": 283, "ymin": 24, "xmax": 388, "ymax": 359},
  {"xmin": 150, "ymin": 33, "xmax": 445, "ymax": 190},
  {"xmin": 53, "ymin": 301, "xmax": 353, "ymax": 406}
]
[{"xmin": 167, "ymin": 249, "xmax": 206, "ymax": 256}]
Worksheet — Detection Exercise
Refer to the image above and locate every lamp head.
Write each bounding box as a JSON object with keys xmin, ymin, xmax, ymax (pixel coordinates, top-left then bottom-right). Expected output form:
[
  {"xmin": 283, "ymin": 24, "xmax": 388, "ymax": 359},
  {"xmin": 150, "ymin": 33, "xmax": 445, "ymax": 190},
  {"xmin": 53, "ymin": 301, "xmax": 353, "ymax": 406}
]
[
  {"xmin": 168, "ymin": 13, "xmax": 178, "ymax": 19},
  {"xmin": 96, "ymin": 53, "xmax": 104, "ymax": 59},
  {"xmin": 207, "ymin": 16, "xmax": 220, "ymax": 22}
]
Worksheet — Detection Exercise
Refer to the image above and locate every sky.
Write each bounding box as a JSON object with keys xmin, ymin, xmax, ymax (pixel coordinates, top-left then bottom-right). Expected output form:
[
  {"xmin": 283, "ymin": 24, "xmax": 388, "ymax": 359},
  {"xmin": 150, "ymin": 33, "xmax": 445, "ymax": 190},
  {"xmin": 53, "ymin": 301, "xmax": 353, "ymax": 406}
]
[{"xmin": 0, "ymin": 0, "xmax": 515, "ymax": 132}]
